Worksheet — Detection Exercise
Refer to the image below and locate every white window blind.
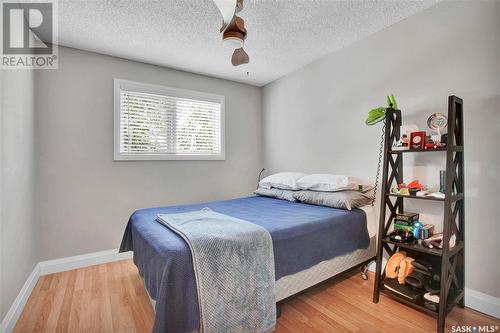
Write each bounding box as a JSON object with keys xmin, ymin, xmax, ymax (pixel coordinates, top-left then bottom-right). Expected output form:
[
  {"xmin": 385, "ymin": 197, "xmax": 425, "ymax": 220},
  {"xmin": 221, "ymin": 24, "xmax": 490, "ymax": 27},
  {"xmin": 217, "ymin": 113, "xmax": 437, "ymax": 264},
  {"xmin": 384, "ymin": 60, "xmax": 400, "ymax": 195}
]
[{"xmin": 114, "ymin": 79, "xmax": 225, "ymax": 160}]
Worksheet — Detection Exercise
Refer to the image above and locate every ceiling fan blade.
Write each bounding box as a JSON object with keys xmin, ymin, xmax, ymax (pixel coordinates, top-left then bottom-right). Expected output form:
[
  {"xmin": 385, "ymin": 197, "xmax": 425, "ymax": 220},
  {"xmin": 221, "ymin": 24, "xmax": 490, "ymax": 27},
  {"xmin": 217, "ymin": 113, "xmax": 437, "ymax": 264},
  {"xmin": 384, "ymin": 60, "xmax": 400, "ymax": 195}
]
[
  {"xmin": 231, "ymin": 48, "xmax": 249, "ymax": 66},
  {"xmin": 213, "ymin": 0, "xmax": 237, "ymax": 32}
]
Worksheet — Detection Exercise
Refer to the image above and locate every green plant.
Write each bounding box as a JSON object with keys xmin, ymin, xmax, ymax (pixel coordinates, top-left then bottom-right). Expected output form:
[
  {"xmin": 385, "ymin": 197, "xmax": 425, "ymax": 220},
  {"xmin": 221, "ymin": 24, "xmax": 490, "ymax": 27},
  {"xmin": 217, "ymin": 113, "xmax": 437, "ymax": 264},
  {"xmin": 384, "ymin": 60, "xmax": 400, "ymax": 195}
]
[{"xmin": 365, "ymin": 94, "xmax": 398, "ymax": 125}]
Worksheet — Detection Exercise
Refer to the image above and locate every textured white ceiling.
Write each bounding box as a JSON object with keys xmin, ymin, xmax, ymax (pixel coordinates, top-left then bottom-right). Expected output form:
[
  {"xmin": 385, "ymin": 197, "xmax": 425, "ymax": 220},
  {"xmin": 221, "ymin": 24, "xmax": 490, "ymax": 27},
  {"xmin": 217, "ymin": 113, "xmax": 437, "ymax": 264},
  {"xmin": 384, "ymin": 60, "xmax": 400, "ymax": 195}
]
[{"xmin": 58, "ymin": 0, "xmax": 439, "ymax": 86}]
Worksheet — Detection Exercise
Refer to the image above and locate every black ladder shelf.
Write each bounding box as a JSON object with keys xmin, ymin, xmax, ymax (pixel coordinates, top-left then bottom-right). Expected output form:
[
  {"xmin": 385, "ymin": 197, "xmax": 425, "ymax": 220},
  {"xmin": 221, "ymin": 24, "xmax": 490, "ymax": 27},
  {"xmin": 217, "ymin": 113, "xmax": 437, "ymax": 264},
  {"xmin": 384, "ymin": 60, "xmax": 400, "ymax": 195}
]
[{"xmin": 372, "ymin": 96, "xmax": 465, "ymax": 333}]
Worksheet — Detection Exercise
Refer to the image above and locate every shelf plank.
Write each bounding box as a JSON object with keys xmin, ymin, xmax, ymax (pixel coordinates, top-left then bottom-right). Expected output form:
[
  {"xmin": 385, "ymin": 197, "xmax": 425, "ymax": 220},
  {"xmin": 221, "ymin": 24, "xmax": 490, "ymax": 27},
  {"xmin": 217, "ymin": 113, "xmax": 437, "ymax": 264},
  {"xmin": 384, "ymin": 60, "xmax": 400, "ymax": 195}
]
[
  {"xmin": 389, "ymin": 148, "xmax": 447, "ymax": 153},
  {"xmin": 380, "ymin": 288, "xmax": 438, "ymax": 317},
  {"xmin": 381, "ymin": 285, "xmax": 464, "ymax": 318},
  {"xmin": 386, "ymin": 193, "xmax": 464, "ymax": 202},
  {"xmin": 387, "ymin": 193, "xmax": 445, "ymax": 202},
  {"xmin": 382, "ymin": 238, "xmax": 464, "ymax": 257},
  {"xmin": 388, "ymin": 145, "xmax": 462, "ymax": 154},
  {"xmin": 382, "ymin": 237, "xmax": 441, "ymax": 256}
]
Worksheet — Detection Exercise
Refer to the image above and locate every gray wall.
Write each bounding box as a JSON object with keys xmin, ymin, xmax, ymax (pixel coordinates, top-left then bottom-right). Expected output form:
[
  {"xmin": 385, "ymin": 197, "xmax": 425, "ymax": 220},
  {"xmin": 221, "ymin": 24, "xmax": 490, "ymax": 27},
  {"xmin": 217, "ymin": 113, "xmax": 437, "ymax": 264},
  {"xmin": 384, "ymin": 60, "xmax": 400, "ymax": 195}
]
[
  {"xmin": 36, "ymin": 47, "xmax": 263, "ymax": 260},
  {"xmin": 263, "ymin": 1, "xmax": 500, "ymax": 297},
  {"xmin": 0, "ymin": 70, "xmax": 38, "ymax": 320}
]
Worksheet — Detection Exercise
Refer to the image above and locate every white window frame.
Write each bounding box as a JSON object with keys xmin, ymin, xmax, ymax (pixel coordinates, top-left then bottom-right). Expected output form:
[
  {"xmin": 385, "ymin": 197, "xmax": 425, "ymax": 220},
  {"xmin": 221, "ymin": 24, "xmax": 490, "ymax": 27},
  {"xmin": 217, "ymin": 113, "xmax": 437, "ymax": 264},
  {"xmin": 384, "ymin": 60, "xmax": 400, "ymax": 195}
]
[{"xmin": 113, "ymin": 79, "xmax": 225, "ymax": 161}]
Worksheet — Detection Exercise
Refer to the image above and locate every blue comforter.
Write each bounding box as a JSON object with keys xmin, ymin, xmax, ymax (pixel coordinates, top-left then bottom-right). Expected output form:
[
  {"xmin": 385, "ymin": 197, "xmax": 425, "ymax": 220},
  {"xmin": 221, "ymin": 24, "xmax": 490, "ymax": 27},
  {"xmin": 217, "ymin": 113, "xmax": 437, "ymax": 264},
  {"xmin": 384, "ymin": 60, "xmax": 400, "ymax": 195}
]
[{"xmin": 119, "ymin": 196, "xmax": 369, "ymax": 333}]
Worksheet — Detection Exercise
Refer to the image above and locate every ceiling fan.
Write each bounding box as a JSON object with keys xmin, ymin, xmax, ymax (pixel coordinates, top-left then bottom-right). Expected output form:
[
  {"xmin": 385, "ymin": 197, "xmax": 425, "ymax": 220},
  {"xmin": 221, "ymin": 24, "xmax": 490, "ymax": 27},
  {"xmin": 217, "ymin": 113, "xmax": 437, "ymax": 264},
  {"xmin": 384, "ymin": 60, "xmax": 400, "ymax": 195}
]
[{"xmin": 213, "ymin": 0, "xmax": 249, "ymax": 66}]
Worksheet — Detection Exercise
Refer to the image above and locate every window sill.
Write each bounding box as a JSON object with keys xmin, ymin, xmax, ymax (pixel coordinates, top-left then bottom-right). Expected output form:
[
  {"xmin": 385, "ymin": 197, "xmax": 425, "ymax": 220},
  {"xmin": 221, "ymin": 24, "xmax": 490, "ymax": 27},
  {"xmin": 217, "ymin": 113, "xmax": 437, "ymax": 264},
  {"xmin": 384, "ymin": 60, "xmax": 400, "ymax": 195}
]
[{"xmin": 113, "ymin": 154, "xmax": 226, "ymax": 161}]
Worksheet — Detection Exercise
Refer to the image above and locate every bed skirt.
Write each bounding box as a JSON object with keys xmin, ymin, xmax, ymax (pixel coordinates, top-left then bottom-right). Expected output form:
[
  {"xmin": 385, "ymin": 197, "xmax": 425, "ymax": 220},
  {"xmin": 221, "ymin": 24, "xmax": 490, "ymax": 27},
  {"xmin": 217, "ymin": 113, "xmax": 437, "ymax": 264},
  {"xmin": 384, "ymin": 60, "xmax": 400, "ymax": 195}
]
[
  {"xmin": 275, "ymin": 235, "xmax": 376, "ymax": 301},
  {"xmin": 143, "ymin": 235, "xmax": 376, "ymax": 311}
]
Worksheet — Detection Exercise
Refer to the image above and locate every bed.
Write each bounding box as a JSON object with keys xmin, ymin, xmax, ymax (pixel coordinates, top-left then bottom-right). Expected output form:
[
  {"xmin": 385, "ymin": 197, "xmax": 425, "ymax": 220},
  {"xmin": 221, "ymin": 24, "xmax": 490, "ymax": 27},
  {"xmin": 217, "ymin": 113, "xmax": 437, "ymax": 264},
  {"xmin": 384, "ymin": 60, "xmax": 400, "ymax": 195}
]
[{"xmin": 119, "ymin": 195, "xmax": 377, "ymax": 333}]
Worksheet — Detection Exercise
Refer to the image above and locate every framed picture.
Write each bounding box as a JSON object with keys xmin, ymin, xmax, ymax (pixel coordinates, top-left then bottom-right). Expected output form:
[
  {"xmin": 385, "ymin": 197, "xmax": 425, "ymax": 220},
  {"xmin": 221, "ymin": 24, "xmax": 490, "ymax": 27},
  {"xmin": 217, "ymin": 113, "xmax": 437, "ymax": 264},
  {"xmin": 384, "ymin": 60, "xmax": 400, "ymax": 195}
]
[{"xmin": 410, "ymin": 131, "xmax": 426, "ymax": 149}]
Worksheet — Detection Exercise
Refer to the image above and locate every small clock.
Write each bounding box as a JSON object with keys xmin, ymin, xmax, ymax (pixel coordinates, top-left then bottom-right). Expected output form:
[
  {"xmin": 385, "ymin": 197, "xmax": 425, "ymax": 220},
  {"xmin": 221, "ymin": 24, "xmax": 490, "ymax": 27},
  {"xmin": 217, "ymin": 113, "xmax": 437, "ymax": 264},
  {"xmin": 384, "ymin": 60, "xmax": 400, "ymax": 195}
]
[
  {"xmin": 410, "ymin": 131, "xmax": 426, "ymax": 149},
  {"xmin": 428, "ymin": 113, "xmax": 448, "ymax": 143},
  {"xmin": 427, "ymin": 113, "xmax": 447, "ymax": 134}
]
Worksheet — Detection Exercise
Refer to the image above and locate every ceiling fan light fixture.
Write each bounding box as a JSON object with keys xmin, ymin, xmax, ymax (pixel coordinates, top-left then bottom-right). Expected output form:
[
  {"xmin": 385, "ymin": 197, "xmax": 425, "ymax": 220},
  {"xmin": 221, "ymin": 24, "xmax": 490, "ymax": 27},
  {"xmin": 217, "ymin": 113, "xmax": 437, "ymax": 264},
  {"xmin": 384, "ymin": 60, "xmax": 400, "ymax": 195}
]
[{"xmin": 222, "ymin": 36, "xmax": 244, "ymax": 49}]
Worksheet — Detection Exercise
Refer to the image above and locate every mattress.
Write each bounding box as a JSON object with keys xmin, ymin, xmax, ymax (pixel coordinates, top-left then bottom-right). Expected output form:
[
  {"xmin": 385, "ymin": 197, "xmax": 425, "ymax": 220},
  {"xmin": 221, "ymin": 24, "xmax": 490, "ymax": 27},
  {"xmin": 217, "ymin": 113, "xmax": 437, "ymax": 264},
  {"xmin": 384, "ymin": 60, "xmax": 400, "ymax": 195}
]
[{"xmin": 120, "ymin": 196, "xmax": 372, "ymax": 333}]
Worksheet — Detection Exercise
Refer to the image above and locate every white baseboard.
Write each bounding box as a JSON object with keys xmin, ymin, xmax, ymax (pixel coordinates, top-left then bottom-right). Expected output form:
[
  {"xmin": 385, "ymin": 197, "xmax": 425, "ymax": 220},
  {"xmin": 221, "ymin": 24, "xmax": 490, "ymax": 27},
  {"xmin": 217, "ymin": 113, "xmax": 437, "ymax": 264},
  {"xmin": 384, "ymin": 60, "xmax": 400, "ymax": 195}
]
[
  {"xmin": 0, "ymin": 249, "xmax": 132, "ymax": 332},
  {"xmin": 368, "ymin": 261, "xmax": 500, "ymax": 319},
  {"xmin": 0, "ymin": 264, "xmax": 40, "ymax": 333},
  {"xmin": 465, "ymin": 288, "xmax": 500, "ymax": 319},
  {"xmin": 38, "ymin": 249, "xmax": 133, "ymax": 275}
]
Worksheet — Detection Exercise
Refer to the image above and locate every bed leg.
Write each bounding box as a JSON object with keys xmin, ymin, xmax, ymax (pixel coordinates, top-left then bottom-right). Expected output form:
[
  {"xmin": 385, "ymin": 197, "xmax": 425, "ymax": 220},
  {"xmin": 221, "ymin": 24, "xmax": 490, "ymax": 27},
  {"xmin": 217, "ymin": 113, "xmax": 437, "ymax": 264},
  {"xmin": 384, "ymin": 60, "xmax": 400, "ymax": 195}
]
[
  {"xmin": 276, "ymin": 304, "xmax": 282, "ymax": 319},
  {"xmin": 361, "ymin": 261, "xmax": 372, "ymax": 280}
]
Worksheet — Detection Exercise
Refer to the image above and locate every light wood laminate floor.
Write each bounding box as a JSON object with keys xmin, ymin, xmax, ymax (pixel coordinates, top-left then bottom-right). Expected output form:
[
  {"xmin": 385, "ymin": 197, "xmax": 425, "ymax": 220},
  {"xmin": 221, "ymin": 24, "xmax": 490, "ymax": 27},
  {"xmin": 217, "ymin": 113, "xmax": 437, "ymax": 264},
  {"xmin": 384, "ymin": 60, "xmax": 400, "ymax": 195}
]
[{"xmin": 13, "ymin": 259, "xmax": 499, "ymax": 332}]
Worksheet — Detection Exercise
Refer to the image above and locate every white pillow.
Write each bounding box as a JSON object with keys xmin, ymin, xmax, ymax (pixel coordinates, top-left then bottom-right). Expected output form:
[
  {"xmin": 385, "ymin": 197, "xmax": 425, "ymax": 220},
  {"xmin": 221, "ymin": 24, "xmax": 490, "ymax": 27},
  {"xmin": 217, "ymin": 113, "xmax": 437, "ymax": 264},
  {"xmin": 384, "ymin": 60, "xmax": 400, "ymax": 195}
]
[
  {"xmin": 259, "ymin": 172, "xmax": 308, "ymax": 190},
  {"xmin": 254, "ymin": 187, "xmax": 298, "ymax": 202},
  {"xmin": 293, "ymin": 190, "xmax": 374, "ymax": 210},
  {"xmin": 297, "ymin": 174, "xmax": 374, "ymax": 192}
]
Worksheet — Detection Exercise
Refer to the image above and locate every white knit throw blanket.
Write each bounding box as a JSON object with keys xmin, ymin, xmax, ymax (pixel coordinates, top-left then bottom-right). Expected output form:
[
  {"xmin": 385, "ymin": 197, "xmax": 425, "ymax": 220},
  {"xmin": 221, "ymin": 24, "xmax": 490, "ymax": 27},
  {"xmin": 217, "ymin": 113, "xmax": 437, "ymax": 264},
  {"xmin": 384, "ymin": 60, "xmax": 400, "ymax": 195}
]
[{"xmin": 157, "ymin": 208, "xmax": 276, "ymax": 333}]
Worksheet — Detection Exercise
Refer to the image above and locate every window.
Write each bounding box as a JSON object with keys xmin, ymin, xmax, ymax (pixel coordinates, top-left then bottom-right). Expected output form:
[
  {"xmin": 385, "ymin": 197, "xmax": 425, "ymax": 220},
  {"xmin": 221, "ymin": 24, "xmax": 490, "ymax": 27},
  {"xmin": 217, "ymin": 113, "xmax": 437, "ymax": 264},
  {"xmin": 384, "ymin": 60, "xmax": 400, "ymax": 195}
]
[{"xmin": 114, "ymin": 79, "xmax": 225, "ymax": 160}]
